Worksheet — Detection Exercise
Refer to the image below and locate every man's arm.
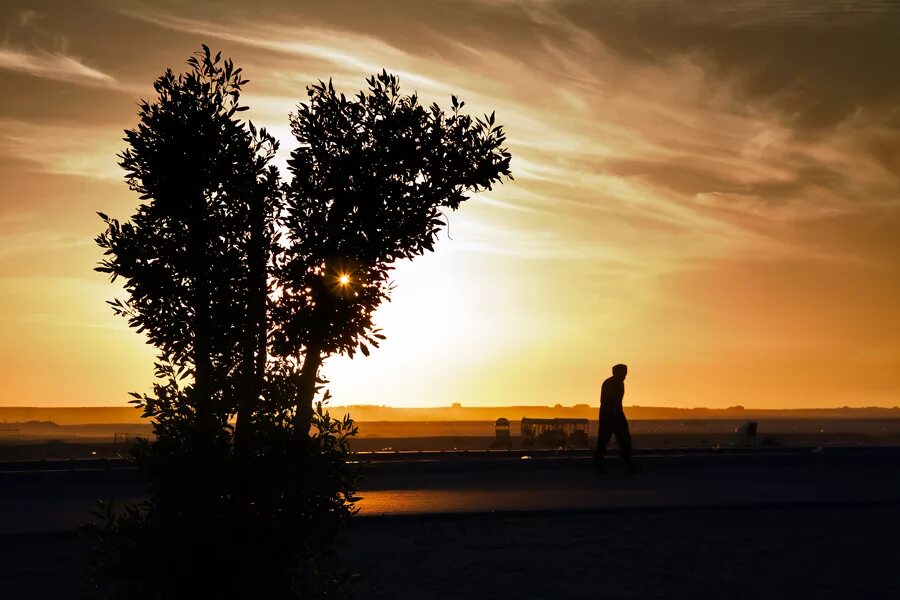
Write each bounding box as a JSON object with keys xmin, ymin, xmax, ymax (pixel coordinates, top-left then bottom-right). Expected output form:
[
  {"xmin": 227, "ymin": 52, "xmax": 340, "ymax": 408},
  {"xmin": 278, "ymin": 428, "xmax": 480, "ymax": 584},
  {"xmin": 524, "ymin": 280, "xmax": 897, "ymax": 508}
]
[{"xmin": 602, "ymin": 379, "xmax": 624, "ymax": 412}]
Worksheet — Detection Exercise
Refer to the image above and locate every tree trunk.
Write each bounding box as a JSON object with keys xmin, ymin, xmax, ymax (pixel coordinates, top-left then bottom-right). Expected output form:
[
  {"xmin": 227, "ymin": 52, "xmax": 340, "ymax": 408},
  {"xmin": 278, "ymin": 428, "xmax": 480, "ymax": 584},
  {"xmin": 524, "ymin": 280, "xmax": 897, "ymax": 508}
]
[
  {"xmin": 235, "ymin": 181, "xmax": 268, "ymax": 453},
  {"xmin": 294, "ymin": 344, "xmax": 323, "ymax": 437},
  {"xmin": 188, "ymin": 195, "xmax": 214, "ymax": 434}
]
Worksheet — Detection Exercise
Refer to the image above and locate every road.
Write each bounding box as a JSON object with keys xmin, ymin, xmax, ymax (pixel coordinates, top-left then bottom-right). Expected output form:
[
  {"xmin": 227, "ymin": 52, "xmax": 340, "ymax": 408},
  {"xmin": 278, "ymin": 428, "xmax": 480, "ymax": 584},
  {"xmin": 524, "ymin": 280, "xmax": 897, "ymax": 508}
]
[
  {"xmin": 357, "ymin": 448, "xmax": 900, "ymax": 515},
  {"xmin": 2, "ymin": 448, "xmax": 899, "ymax": 534}
]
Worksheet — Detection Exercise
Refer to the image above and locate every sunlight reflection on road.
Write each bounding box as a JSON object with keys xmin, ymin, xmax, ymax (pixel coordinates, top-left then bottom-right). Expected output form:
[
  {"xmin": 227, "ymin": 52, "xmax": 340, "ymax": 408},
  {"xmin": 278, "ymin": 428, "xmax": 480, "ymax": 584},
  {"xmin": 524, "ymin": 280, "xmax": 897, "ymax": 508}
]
[
  {"xmin": 355, "ymin": 460, "xmax": 900, "ymax": 516},
  {"xmin": 358, "ymin": 489, "xmax": 538, "ymax": 515}
]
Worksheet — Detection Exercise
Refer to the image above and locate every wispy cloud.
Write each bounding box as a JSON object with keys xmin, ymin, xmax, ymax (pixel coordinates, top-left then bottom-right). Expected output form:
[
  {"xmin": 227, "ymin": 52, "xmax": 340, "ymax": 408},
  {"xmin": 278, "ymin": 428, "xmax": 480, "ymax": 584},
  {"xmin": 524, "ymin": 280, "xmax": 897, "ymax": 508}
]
[
  {"xmin": 2, "ymin": 0, "xmax": 899, "ymax": 407},
  {"xmin": 0, "ymin": 230, "xmax": 92, "ymax": 262},
  {"xmin": 123, "ymin": 2, "xmax": 886, "ymax": 272},
  {"xmin": 108, "ymin": 2, "xmax": 900, "ymax": 276},
  {"xmin": 0, "ymin": 47, "xmax": 117, "ymax": 87},
  {"xmin": 121, "ymin": 8, "xmax": 453, "ymax": 95},
  {"xmin": 0, "ymin": 120, "xmax": 123, "ymax": 181},
  {"xmin": 17, "ymin": 9, "xmax": 43, "ymax": 28},
  {"xmin": 598, "ymin": 0, "xmax": 900, "ymax": 27},
  {"xmin": 0, "ymin": 276, "xmax": 130, "ymax": 332}
]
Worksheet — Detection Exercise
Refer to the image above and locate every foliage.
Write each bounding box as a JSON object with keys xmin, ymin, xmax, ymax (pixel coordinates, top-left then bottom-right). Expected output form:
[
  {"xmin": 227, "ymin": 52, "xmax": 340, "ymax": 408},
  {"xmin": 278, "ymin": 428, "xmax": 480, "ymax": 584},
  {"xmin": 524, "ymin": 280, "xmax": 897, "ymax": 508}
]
[
  {"xmin": 89, "ymin": 47, "xmax": 358, "ymax": 599},
  {"xmin": 95, "ymin": 45, "xmax": 279, "ymax": 435},
  {"xmin": 274, "ymin": 72, "xmax": 513, "ymax": 430},
  {"xmin": 89, "ymin": 46, "xmax": 512, "ymax": 598},
  {"xmin": 81, "ymin": 402, "xmax": 359, "ymax": 599}
]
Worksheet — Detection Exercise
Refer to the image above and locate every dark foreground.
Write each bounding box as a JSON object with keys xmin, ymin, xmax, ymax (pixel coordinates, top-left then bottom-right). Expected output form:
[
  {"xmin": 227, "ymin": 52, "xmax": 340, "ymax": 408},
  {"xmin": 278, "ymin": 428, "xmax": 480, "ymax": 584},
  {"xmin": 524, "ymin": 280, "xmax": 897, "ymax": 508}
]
[
  {"xmin": 2, "ymin": 448, "xmax": 899, "ymax": 598},
  {"xmin": 347, "ymin": 504, "xmax": 900, "ymax": 600},
  {"xmin": 3, "ymin": 504, "xmax": 898, "ymax": 599}
]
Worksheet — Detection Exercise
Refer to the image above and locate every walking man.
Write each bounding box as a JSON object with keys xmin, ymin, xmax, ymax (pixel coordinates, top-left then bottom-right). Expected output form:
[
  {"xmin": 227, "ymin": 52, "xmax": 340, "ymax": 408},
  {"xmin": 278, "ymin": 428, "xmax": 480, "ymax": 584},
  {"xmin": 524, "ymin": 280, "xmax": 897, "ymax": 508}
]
[{"xmin": 593, "ymin": 363, "xmax": 635, "ymax": 473}]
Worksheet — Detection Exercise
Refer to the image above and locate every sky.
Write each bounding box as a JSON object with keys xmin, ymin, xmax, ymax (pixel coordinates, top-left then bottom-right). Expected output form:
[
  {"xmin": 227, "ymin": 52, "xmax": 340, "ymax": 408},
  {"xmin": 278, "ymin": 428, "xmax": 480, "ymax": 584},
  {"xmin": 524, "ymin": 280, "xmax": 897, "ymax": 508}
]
[{"xmin": 1, "ymin": 0, "xmax": 900, "ymax": 409}]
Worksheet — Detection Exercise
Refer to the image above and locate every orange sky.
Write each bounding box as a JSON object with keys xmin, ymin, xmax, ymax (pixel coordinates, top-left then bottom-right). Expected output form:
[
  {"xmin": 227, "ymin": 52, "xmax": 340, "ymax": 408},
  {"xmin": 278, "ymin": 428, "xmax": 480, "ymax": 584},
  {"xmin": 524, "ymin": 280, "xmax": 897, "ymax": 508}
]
[{"xmin": 1, "ymin": 1, "xmax": 900, "ymax": 409}]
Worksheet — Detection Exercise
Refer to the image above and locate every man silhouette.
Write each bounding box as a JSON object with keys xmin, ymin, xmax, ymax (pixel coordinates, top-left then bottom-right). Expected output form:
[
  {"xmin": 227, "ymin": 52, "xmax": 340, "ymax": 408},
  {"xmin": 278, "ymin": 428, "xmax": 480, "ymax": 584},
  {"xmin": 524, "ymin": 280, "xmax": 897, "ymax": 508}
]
[{"xmin": 593, "ymin": 363, "xmax": 635, "ymax": 473}]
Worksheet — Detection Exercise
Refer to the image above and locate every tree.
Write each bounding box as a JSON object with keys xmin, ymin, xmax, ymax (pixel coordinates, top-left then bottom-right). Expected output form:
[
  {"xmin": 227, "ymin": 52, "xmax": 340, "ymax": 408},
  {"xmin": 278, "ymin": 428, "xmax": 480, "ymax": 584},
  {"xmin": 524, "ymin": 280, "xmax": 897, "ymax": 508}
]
[
  {"xmin": 274, "ymin": 72, "xmax": 512, "ymax": 434},
  {"xmin": 89, "ymin": 48, "xmax": 343, "ymax": 599},
  {"xmin": 88, "ymin": 51, "xmax": 512, "ymax": 598},
  {"xmin": 96, "ymin": 46, "xmax": 279, "ymax": 448}
]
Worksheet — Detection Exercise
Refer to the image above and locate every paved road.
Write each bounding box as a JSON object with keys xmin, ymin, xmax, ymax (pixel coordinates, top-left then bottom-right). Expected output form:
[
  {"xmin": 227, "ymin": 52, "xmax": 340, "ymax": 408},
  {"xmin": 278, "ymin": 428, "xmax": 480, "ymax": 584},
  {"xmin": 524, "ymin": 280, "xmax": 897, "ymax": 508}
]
[
  {"xmin": 2, "ymin": 449, "xmax": 899, "ymax": 534},
  {"xmin": 357, "ymin": 450, "xmax": 900, "ymax": 515}
]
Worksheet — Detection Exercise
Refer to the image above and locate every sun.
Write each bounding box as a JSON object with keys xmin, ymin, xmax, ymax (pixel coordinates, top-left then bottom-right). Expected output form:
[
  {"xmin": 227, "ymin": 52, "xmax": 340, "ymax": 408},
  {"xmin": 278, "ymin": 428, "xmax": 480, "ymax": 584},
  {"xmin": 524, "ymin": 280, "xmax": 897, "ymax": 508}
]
[{"xmin": 338, "ymin": 274, "xmax": 351, "ymax": 285}]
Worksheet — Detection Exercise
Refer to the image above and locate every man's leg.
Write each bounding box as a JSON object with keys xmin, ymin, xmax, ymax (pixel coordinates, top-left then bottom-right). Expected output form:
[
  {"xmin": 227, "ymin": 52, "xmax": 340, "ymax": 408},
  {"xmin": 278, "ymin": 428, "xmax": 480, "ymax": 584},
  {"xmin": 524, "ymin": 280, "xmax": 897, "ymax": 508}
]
[
  {"xmin": 614, "ymin": 415, "xmax": 636, "ymax": 473},
  {"xmin": 593, "ymin": 414, "xmax": 614, "ymax": 471}
]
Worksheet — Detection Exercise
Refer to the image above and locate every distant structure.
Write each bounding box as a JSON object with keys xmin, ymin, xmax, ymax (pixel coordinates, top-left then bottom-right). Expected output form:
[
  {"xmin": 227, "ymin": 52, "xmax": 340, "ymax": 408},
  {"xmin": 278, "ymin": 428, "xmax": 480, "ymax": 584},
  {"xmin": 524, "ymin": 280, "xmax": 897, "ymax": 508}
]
[
  {"xmin": 113, "ymin": 432, "xmax": 148, "ymax": 449},
  {"xmin": 521, "ymin": 418, "xmax": 589, "ymax": 449},
  {"xmin": 735, "ymin": 421, "xmax": 758, "ymax": 446},
  {"xmin": 492, "ymin": 418, "xmax": 512, "ymax": 449}
]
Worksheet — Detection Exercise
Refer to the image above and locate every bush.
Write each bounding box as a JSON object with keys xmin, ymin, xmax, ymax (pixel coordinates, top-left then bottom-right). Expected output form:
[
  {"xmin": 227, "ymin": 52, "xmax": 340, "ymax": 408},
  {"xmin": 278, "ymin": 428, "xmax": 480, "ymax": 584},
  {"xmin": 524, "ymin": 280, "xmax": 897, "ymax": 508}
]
[{"xmin": 81, "ymin": 402, "xmax": 359, "ymax": 599}]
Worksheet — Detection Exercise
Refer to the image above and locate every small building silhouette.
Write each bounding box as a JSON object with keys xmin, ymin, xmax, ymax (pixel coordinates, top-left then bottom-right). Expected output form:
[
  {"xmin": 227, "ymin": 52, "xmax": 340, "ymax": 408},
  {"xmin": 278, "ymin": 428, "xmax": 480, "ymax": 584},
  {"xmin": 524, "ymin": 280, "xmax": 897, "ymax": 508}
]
[
  {"xmin": 492, "ymin": 418, "xmax": 512, "ymax": 449},
  {"xmin": 735, "ymin": 421, "xmax": 758, "ymax": 447},
  {"xmin": 521, "ymin": 418, "xmax": 589, "ymax": 449}
]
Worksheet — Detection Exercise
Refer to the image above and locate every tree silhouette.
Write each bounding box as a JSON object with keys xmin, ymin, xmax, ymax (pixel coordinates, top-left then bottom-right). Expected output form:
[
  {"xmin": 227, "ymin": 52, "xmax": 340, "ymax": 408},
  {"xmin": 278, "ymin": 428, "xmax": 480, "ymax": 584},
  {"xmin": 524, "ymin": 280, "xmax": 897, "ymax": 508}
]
[
  {"xmin": 89, "ymin": 50, "xmax": 512, "ymax": 597},
  {"xmin": 96, "ymin": 46, "xmax": 279, "ymax": 448},
  {"xmin": 274, "ymin": 72, "xmax": 512, "ymax": 434}
]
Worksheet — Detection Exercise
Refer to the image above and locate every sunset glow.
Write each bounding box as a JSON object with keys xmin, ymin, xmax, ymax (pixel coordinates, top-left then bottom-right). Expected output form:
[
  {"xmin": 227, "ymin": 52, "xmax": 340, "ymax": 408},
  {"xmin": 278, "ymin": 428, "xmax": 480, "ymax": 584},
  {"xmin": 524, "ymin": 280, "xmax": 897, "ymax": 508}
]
[{"xmin": 2, "ymin": 2, "xmax": 900, "ymax": 409}]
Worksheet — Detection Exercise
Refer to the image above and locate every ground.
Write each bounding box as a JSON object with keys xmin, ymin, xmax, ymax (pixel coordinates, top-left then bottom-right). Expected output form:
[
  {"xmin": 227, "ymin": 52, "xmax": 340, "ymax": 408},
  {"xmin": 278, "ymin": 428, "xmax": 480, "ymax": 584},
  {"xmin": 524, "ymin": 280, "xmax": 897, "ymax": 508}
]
[
  {"xmin": 344, "ymin": 505, "xmax": 899, "ymax": 600},
  {"xmin": 2, "ymin": 503, "xmax": 898, "ymax": 599},
  {"xmin": 2, "ymin": 449, "xmax": 899, "ymax": 598}
]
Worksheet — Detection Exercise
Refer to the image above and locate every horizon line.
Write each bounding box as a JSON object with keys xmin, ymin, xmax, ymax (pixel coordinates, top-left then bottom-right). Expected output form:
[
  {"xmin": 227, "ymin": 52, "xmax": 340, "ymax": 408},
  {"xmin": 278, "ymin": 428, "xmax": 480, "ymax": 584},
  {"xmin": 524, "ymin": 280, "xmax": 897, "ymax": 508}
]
[{"xmin": 2, "ymin": 405, "xmax": 899, "ymax": 411}]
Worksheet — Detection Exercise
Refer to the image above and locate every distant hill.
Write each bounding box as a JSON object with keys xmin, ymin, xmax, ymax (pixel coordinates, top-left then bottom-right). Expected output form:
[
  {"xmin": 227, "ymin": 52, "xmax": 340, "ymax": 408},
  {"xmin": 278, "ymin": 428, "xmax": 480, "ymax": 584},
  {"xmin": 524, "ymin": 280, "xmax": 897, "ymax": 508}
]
[
  {"xmin": 329, "ymin": 404, "xmax": 900, "ymax": 421},
  {"xmin": 1, "ymin": 404, "xmax": 898, "ymax": 425},
  {"xmin": 0, "ymin": 407, "xmax": 144, "ymax": 425}
]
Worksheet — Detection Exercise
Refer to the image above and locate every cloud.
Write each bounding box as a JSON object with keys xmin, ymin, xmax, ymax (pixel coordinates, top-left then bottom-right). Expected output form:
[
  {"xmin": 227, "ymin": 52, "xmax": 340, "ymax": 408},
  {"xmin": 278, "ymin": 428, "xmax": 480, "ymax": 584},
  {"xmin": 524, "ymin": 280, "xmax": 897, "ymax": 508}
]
[
  {"xmin": 0, "ymin": 275, "xmax": 131, "ymax": 331},
  {"xmin": 120, "ymin": 8, "xmax": 455, "ymax": 96},
  {"xmin": 88, "ymin": 1, "xmax": 900, "ymax": 273},
  {"xmin": 2, "ymin": 0, "xmax": 899, "ymax": 407},
  {"xmin": 17, "ymin": 10, "xmax": 43, "ymax": 28},
  {"xmin": 0, "ymin": 120, "xmax": 123, "ymax": 181},
  {"xmin": 550, "ymin": 0, "xmax": 900, "ymax": 129},
  {"xmin": 0, "ymin": 47, "xmax": 117, "ymax": 87}
]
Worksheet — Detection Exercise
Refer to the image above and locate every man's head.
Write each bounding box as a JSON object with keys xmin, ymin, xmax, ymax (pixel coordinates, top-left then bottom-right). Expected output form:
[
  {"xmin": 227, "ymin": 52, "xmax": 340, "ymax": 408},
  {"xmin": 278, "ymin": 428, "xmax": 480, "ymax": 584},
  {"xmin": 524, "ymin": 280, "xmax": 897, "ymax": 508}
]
[{"xmin": 612, "ymin": 363, "xmax": 628, "ymax": 380}]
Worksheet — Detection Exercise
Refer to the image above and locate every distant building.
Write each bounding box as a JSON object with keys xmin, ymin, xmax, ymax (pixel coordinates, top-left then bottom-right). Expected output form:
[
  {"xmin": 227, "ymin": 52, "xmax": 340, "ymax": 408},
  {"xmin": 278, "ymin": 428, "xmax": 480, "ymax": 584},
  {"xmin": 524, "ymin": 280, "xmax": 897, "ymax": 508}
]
[
  {"xmin": 521, "ymin": 418, "xmax": 589, "ymax": 449},
  {"xmin": 735, "ymin": 421, "xmax": 758, "ymax": 446},
  {"xmin": 451, "ymin": 403, "xmax": 462, "ymax": 409},
  {"xmin": 492, "ymin": 418, "xmax": 512, "ymax": 449}
]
